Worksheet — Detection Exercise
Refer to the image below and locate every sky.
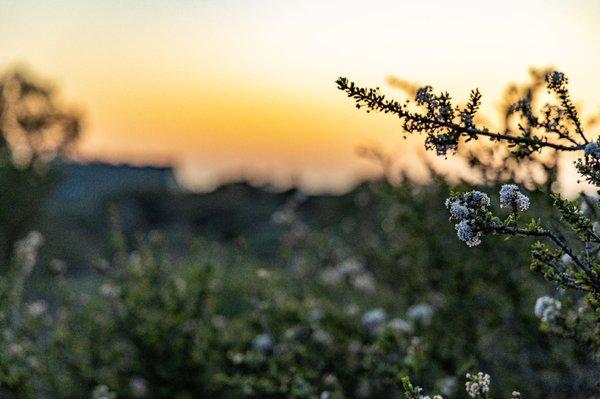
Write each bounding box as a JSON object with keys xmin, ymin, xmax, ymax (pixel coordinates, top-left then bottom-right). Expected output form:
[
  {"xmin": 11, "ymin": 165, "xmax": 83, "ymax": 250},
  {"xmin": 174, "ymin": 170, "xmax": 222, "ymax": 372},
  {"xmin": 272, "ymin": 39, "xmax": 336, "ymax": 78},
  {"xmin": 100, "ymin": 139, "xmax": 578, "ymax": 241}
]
[{"xmin": 1, "ymin": 0, "xmax": 600, "ymax": 192}]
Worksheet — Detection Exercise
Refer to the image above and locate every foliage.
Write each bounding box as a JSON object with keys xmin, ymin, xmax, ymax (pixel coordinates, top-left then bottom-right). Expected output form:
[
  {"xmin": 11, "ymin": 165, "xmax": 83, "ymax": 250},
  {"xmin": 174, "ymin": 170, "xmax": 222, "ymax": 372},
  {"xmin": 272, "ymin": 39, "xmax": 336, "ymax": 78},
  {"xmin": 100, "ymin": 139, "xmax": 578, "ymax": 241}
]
[
  {"xmin": 338, "ymin": 69, "xmax": 600, "ymax": 396},
  {"xmin": 0, "ymin": 67, "xmax": 80, "ymax": 263},
  {"xmin": 1, "ymin": 66, "xmax": 599, "ymax": 398}
]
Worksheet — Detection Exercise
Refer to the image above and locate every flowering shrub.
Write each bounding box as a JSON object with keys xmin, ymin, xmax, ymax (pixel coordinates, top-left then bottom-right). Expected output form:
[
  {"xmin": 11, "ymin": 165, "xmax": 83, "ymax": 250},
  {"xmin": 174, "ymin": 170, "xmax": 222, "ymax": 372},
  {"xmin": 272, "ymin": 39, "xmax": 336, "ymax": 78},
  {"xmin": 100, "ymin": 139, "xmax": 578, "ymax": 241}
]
[
  {"xmin": 4, "ymin": 183, "xmax": 595, "ymax": 398},
  {"xmin": 274, "ymin": 178, "xmax": 597, "ymax": 397},
  {"xmin": 338, "ymin": 69, "xmax": 600, "ymax": 395}
]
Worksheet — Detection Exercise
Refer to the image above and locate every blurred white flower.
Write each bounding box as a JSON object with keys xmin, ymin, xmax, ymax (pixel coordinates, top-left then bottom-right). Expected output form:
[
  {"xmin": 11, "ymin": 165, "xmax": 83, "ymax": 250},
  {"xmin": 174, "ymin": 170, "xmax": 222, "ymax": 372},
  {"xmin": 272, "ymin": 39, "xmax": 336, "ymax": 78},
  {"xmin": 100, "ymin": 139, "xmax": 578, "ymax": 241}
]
[
  {"xmin": 129, "ymin": 251, "xmax": 142, "ymax": 268},
  {"xmin": 15, "ymin": 231, "xmax": 44, "ymax": 274},
  {"xmin": 361, "ymin": 308, "xmax": 386, "ymax": 334},
  {"xmin": 256, "ymin": 268, "xmax": 270, "ymax": 279},
  {"xmin": 172, "ymin": 276, "xmax": 187, "ymax": 295},
  {"xmin": 312, "ymin": 329, "xmax": 333, "ymax": 346},
  {"xmin": 8, "ymin": 343, "xmax": 23, "ymax": 356},
  {"xmin": 345, "ymin": 304, "xmax": 360, "ymax": 317},
  {"xmin": 26, "ymin": 300, "xmax": 48, "ymax": 317},
  {"xmin": 437, "ymin": 376, "xmax": 457, "ymax": 396},
  {"xmin": 130, "ymin": 376, "xmax": 148, "ymax": 397},
  {"xmin": 352, "ymin": 272, "xmax": 376, "ymax": 293},
  {"xmin": 99, "ymin": 283, "xmax": 120, "ymax": 299},
  {"xmin": 337, "ymin": 258, "xmax": 363, "ymax": 276},
  {"xmin": 308, "ymin": 308, "xmax": 324, "ymax": 323},
  {"xmin": 388, "ymin": 318, "xmax": 412, "ymax": 334},
  {"xmin": 92, "ymin": 385, "xmax": 115, "ymax": 399},
  {"xmin": 408, "ymin": 303, "xmax": 435, "ymax": 325},
  {"xmin": 252, "ymin": 333, "xmax": 274, "ymax": 352},
  {"xmin": 49, "ymin": 258, "xmax": 67, "ymax": 274},
  {"xmin": 534, "ymin": 296, "xmax": 561, "ymax": 322},
  {"xmin": 320, "ymin": 267, "xmax": 342, "ymax": 285}
]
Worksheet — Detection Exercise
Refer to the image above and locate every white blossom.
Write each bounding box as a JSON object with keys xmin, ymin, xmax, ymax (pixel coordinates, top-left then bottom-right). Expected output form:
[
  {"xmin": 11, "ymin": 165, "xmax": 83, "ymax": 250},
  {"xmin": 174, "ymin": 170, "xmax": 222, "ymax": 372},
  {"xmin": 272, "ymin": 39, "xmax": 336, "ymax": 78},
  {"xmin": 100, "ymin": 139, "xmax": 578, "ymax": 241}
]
[
  {"xmin": 15, "ymin": 231, "xmax": 44, "ymax": 275},
  {"xmin": 252, "ymin": 333, "xmax": 274, "ymax": 352},
  {"xmin": 455, "ymin": 220, "xmax": 482, "ymax": 247},
  {"xmin": 437, "ymin": 377, "xmax": 458, "ymax": 396},
  {"xmin": 26, "ymin": 300, "xmax": 48, "ymax": 317},
  {"xmin": 308, "ymin": 308, "xmax": 324, "ymax": 323},
  {"xmin": 534, "ymin": 296, "xmax": 561, "ymax": 322},
  {"xmin": 361, "ymin": 308, "xmax": 387, "ymax": 334},
  {"xmin": 352, "ymin": 272, "xmax": 376, "ymax": 293},
  {"xmin": 92, "ymin": 385, "xmax": 115, "ymax": 399},
  {"xmin": 337, "ymin": 258, "xmax": 364, "ymax": 276},
  {"xmin": 49, "ymin": 258, "xmax": 67, "ymax": 274},
  {"xmin": 465, "ymin": 372, "xmax": 490, "ymax": 398},
  {"xmin": 388, "ymin": 318, "xmax": 412, "ymax": 334},
  {"xmin": 256, "ymin": 268, "xmax": 270, "ymax": 279},
  {"xmin": 8, "ymin": 343, "xmax": 23, "ymax": 356},
  {"xmin": 499, "ymin": 184, "xmax": 530, "ymax": 212},
  {"xmin": 449, "ymin": 202, "xmax": 469, "ymax": 221},
  {"xmin": 408, "ymin": 303, "xmax": 435, "ymax": 325},
  {"xmin": 130, "ymin": 377, "xmax": 148, "ymax": 397},
  {"xmin": 99, "ymin": 283, "xmax": 120, "ymax": 299},
  {"xmin": 320, "ymin": 267, "xmax": 343, "ymax": 285},
  {"xmin": 312, "ymin": 329, "xmax": 334, "ymax": 346}
]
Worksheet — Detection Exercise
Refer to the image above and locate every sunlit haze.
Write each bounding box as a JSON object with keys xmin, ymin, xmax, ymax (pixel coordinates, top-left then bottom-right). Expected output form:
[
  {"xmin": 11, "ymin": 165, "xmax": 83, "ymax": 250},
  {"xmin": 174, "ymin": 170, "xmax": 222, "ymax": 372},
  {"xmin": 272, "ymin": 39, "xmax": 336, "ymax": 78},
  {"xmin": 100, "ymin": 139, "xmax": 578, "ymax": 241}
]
[{"xmin": 2, "ymin": 0, "xmax": 599, "ymax": 192}]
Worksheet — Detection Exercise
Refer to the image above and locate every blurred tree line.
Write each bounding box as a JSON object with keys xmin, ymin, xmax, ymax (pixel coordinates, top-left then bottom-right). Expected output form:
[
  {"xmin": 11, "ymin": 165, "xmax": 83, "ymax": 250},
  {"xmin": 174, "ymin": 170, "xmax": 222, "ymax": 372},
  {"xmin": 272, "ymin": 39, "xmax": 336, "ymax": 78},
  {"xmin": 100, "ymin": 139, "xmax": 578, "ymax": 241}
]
[{"xmin": 0, "ymin": 68, "xmax": 80, "ymax": 266}]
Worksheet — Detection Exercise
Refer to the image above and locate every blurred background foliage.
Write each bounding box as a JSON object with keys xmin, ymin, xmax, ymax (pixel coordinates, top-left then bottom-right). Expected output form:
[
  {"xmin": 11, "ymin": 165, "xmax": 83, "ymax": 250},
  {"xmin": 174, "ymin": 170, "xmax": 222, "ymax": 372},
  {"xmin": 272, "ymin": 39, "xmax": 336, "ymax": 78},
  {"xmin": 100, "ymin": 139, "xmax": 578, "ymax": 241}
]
[{"xmin": 0, "ymin": 67, "xmax": 598, "ymax": 398}]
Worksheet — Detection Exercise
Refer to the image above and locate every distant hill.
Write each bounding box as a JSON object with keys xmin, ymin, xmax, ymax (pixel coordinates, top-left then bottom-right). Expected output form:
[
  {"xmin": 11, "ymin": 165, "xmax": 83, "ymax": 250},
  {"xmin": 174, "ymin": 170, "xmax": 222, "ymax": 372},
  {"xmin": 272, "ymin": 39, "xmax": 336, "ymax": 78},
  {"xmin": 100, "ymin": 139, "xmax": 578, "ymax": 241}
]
[
  {"xmin": 48, "ymin": 162, "xmax": 180, "ymax": 215},
  {"xmin": 39, "ymin": 161, "xmax": 364, "ymax": 270}
]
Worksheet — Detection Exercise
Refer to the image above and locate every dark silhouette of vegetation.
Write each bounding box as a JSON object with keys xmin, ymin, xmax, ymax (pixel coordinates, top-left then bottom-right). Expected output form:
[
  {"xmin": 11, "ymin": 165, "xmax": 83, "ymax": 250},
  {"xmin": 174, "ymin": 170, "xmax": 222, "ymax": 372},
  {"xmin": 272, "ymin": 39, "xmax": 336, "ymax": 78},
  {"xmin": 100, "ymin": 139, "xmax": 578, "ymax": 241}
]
[{"xmin": 0, "ymin": 68, "xmax": 80, "ymax": 264}]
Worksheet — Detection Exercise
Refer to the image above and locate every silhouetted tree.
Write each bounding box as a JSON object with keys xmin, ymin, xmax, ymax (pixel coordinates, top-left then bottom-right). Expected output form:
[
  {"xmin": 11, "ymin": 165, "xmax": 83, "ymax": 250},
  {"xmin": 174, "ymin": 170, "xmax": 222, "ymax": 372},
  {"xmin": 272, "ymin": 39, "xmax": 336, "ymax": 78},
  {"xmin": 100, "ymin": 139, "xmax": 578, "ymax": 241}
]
[{"xmin": 0, "ymin": 67, "xmax": 80, "ymax": 264}]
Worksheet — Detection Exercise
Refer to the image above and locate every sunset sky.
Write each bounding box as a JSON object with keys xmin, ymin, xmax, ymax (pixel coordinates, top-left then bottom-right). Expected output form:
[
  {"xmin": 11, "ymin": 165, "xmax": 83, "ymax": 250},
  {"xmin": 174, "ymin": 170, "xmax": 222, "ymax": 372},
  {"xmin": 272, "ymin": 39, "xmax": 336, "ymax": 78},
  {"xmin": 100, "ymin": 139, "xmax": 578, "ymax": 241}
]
[{"xmin": 2, "ymin": 0, "xmax": 600, "ymax": 192}]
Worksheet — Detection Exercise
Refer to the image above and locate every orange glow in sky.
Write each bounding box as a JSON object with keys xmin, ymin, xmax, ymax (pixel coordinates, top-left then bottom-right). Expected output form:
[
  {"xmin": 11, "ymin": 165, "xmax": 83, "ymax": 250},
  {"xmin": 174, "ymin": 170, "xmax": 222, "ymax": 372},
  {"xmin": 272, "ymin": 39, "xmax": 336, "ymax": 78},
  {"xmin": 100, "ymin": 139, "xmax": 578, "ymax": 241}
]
[{"xmin": 2, "ymin": 0, "xmax": 600, "ymax": 192}]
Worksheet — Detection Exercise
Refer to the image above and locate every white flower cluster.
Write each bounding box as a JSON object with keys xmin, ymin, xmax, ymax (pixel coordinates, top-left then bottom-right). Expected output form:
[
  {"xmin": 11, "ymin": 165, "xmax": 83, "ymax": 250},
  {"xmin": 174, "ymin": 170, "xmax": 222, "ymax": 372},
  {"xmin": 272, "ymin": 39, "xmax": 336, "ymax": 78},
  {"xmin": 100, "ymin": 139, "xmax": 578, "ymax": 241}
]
[
  {"xmin": 499, "ymin": 184, "xmax": 530, "ymax": 212},
  {"xmin": 410, "ymin": 384, "xmax": 443, "ymax": 399},
  {"xmin": 534, "ymin": 296, "xmax": 562, "ymax": 322},
  {"xmin": 388, "ymin": 318, "xmax": 413, "ymax": 334},
  {"xmin": 252, "ymin": 333, "xmax": 274, "ymax": 352},
  {"xmin": 92, "ymin": 385, "xmax": 115, "ymax": 399},
  {"xmin": 320, "ymin": 258, "xmax": 376, "ymax": 293},
  {"xmin": 15, "ymin": 231, "xmax": 44, "ymax": 274},
  {"xmin": 26, "ymin": 300, "xmax": 48, "ymax": 317},
  {"xmin": 465, "ymin": 372, "xmax": 491, "ymax": 398},
  {"xmin": 99, "ymin": 283, "xmax": 121, "ymax": 299},
  {"xmin": 584, "ymin": 142, "xmax": 600, "ymax": 159},
  {"xmin": 445, "ymin": 191, "xmax": 490, "ymax": 247},
  {"xmin": 129, "ymin": 376, "xmax": 148, "ymax": 397},
  {"xmin": 455, "ymin": 221, "xmax": 480, "ymax": 247},
  {"xmin": 361, "ymin": 308, "xmax": 387, "ymax": 334},
  {"xmin": 407, "ymin": 303, "xmax": 435, "ymax": 325}
]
